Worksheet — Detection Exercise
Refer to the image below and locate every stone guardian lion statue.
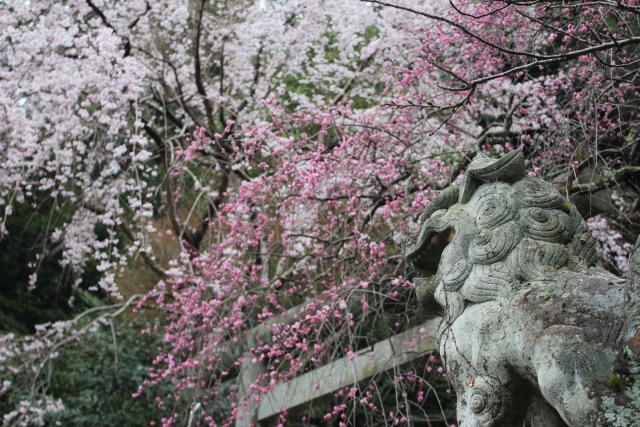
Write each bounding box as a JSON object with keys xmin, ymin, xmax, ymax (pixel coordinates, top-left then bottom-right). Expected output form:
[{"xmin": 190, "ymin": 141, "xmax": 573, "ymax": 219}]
[{"xmin": 404, "ymin": 150, "xmax": 640, "ymax": 427}]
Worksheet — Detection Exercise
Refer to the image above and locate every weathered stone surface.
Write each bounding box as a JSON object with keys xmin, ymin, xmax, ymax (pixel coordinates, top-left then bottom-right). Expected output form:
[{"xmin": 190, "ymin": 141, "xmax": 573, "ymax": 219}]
[{"xmin": 404, "ymin": 151, "xmax": 640, "ymax": 427}]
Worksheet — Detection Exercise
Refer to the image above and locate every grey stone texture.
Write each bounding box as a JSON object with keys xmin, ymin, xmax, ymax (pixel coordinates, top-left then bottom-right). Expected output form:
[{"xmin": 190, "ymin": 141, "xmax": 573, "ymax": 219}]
[{"xmin": 405, "ymin": 150, "xmax": 640, "ymax": 426}]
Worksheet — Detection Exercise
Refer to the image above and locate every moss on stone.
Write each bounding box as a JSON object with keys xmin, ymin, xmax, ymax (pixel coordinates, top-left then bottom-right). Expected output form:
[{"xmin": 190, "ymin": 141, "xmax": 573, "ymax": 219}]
[
  {"xmin": 609, "ymin": 374, "xmax": 622, "ymax": 392},
  {"xmin": 560, "ymin": 202, "xmax": 572, "ymax": 212}
]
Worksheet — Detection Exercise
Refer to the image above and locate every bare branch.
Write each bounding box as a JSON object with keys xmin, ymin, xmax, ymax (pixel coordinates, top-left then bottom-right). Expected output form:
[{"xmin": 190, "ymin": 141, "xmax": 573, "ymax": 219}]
[
  {"xmin": 128, "ymin": 2, "xmax": 151, "ymax": 29},
  {"xmin": 193, "ymin": 0, "xmax": 218, "ymax": 133},
  {"xmin": 332, "ymin": 50, "xmax": 378, "ymax": 105},
  {"xmin": 569, "ymin": 166, "xmax": 640, "ymax": 193},
  {"xmin": 85, "ymin": 0, "xmax": 132, "ymax": 57}
]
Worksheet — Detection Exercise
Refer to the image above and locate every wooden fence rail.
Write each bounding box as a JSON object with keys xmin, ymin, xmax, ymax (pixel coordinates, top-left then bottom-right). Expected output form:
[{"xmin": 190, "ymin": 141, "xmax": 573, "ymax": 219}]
[{"xmin": 235, "ymin": 317, "xmax": 441, "ymax": 426}]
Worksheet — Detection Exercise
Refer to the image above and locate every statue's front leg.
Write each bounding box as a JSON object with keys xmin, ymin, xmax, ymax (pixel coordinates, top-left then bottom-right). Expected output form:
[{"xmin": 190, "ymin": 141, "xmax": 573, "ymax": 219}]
[
  {"xmin": 533, "ymin": 326, "xmax": 604, "ymax": 427},
  {"xmin": 453, "ymin": 375, "xmax": 530, "ymax": 427},
  {"xmin": 442, "ymin": 311, "xmax": 529, "ymax": 426},
  {"xmin": 530, "ymin": 397, "xmax": 568, "ymax": 427}
]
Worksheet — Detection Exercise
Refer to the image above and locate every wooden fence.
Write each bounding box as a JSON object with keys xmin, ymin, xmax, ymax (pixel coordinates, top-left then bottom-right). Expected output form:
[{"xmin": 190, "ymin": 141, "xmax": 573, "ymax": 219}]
[{"xmin": 233, "ymin": 316, "xmax": 441, "ymax": 426}]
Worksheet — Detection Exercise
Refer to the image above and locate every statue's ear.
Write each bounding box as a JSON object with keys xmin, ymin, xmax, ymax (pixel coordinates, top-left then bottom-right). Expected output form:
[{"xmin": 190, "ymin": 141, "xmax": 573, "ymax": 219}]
[
  {"xmin": 459, "ymin": 174, "xmax": 479, "ymax": 204},
  {"xmin": 459, "ymin": 150, "xmax": 526, "ymax": 203},
  {"xmin": 467, "ymin": 150, "xmax": 526, "ymax": 183}
]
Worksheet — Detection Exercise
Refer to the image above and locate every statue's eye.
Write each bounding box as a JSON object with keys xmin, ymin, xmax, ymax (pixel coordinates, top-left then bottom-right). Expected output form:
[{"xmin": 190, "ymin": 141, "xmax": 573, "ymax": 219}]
[
  {"xmin": 431, "ymin": 209, "xmax": 447, "ymax": 219},
  {"xmin": 468, "ymin": 389, "xmax": 488, "ymax": 414}
]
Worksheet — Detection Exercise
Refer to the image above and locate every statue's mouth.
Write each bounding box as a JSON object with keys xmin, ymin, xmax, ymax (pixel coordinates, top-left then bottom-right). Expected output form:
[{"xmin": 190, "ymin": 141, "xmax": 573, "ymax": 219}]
[{"xmin": 405, "ymin": 224, "xmax": 455, "ymax": 278}]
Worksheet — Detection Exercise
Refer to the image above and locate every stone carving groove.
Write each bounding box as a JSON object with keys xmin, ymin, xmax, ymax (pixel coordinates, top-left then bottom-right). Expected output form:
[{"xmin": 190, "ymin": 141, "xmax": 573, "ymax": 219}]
[
  {"xmin": 468, "ymin": 222, "xmax": 522, "ymax": 265},
  {"xmin": 517, "ymin": 207, "xmax": 572, "ymax": 243},
  {"xmin": 442, "ymin": 259, "xmax": 471, "ymax": 291},
  {"xmin": 404, "ymin": 150, "xmax": 640, "ymax": 427},
  {"xmin": 513, "ymin": 178, "xmax": 565, "ymax": 209}
]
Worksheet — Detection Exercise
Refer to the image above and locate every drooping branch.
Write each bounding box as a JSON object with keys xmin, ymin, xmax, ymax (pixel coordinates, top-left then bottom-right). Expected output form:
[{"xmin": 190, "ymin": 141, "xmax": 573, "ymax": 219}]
[
  {"xmin": 332, "ymin": 50, "xmax": 378, "ymax": 105},
  {"xmin": 366, "ymin": 0, "xmax": 640, "ymax": 94},
  {"xmin": 82, "ymin": 202, "xmax": 167, "ymax": 278},
  {"xmin": 188, "ymin": 170, "xmax": 229, "ymax": 251},
  {"xmin": 128, "ymin": 1, "xmax": 151, "ymax": 30},
  {"xmin": 362, "ymin": 0, "xmax": 546, "ymax": 61},
  {"xmin": 234, "ymin": 44, "xmax": 264, "ymax": 123},
  {"xmin": 85, "ymin": 0, "xmax": 132, "ymax": 57},
  {"xmin": 193, "ymin": 0, "xmax": 218, "ymax": 134},
  {"xmin": 141, "ymin": 122, "xmax": 185, "ymax": 246},
  {"xmin": 136, "ymin": 47, "xmax": 211, "ymax": 134}
]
